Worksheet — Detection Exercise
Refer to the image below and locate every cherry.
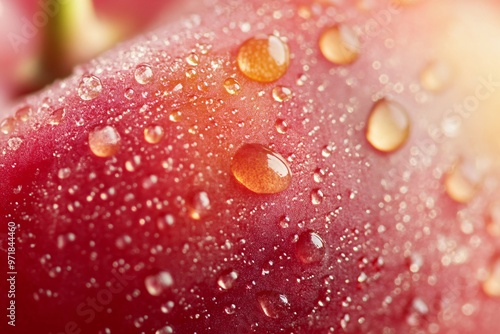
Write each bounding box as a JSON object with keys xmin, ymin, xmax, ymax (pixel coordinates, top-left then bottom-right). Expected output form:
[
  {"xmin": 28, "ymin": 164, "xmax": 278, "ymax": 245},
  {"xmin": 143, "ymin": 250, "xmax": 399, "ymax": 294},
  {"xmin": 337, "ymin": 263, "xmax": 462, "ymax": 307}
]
[{"xmin": 2, "ymin": 0, "xmax": 500, "ymax": 333}]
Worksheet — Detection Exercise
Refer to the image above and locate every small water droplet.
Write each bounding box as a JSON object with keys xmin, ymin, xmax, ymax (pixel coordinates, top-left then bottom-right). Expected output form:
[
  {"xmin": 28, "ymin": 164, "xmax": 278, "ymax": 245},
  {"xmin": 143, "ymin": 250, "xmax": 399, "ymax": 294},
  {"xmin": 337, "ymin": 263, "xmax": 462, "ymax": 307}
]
[
  {"xmin": 124, "ymin": 88, "xmax": 135, "ymax": 100},
  {"xmin": 186, "ymin": 52, "xmax": 199, "ymax": 66},
  {"xmin": 223, "ymin": 77, "xmax": 241, "ymax": 95},
  {"xmin": 420, "ymin": 61, "xmax": 452, "ymax": 92},
  {"xmin": 155, "ymin": 325, "xmax": 174, "ymax": 334},
  {"xmin": 78, "ymin": 75, "xmax": 103, "ymax": 100},
  {"xmin": 0, "ymin": 117, "xmax": 16, "ymax": 134},
  {"xmin": 272, "ymin": 86, "xmax": 293, "ymax": 102},
  {"xmin": 275, "ymin": 119, "xmax": 289, "ymax": 134},
  {"xmin": 217, "ymin": 269, "xmax": 239, "ymax": 290},
  {"xmin": 57, "ymin": 232, "xmax": 76, "ymax": 249},
  {"xmin": 319, "ymin": 25, "xmax": 360, "ymax": 65},
  {"xmin": 257, "ymin": 291, "xmax": 290, "ymax": 319},
  {"xmin": 231, "ymin": 143, "xmax": 292, "ymax": 194},
  {"xmin": 486, "ymin": 201, "xmax": 500, "ymax": 237},
  {"xmin": 237, "ymin": 35, "xmax": 290, "ymax": 83},
  {"xmin": 134, "ymin": 64, "xmax": 154, "ymax": 84},
  {"xmin": 145, "ymin": 271, "xmax": 174, "ymax": 296},
  {"xmin": 160, "ymin": 301, "xmax": 175, "ymax": 314},
  {"xmin": 310, "ymin": 189, "xmax": 324, "ymax": 205},
  {"xmin": 88, "ymin": 125, "xmax": 121, "ymax": 158},
  {"xmin": 189, "ymin": 191, "xmax": 211, "ymax": 220},
  {"xmin": 57, "ymin": 167, "xmax": 71, "ymax": 179},
  {"xmin": 185, "ymin": 68, "xmax": 197, "ymax": 79},
  {"xmin": 444, "ymin": 159, "xmax": 481, "ymax": 204},
  {"xmin": 7, "ymin": 137, "xmax": 22, "ymax": 151},
  {"xmin": 169, "ymin": 110, "xmax": 182, "ymax": 122},
  {"xmin": 48, "ymin": 108, "xmax": 65, "ymax": 125},
  {"xmin": 157, "ymin": 214, "xmax": 175, "ymax": 230},
  {"xmin": 15, "ymin": 106, "xmax": 32, "ymax": 122},
  {"xmin": 144, "ymin": 124, "xmax": 165, "ymax": 144},
  {"xmin": 366, "ymin": 99, "xmax": 410, "ymax": 152},
  {"xmin": 406, "ymin": 297, "xmax": 429, "ymax": 327},
  {"xmin": 313, "ymin": 168, "xmax": 325, "ymax": 183},
  {"xmin": 224, "ymin": 304, "xmax": 237, "ymax": 315},
  {"xmin": 295, "ymin": 231, "xmax": 326, "ymax": 264},
  {"xmin": 278, "ymin": 215, "xmax": 290, "ymax": 228}
]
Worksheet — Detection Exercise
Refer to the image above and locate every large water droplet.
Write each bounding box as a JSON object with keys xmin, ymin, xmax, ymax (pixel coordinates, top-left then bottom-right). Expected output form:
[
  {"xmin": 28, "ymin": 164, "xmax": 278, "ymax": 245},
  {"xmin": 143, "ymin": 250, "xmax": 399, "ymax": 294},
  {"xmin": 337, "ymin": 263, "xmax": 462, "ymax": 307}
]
[
  {"xmin": 88, "ymin": 125, "xmax": 121, "ymax": 158},
  {"xmin": 48, "ymin": 108, "xmax": 65, "ymax": 125},
  {"xmin": 217, "ymin": 269, "xmax": 239, "ymax": 290},
  {"xmin": 237, "ymin": 35, "xmax": 290, "ymax": 83},
  {"xmin": 295, "ymin": 231, "xmax": 326, "ymax": 264},
  {"xmin": 223, "ymin": 77, "xmax": 241, "ymax": 95},
  {"xmin": 134, "ymin": 64, "xmax": 154, "ymax": 85},
  {"xmin": 78, "ymin": 75, "xmax": 103, "ymax": 100},
  {"xmin": 310, "ymin": 188, "xmax": 324, "ymax": 205},
  {"xmin": 145, "ymin": 271, "xmax": 174, "ymax": 296},
  {"xmin": 15, "ymin": 105, "xmax": 32, "ymax": 122},
  {"xmin": 185, "ymin": 52, "xmax": 199, "ymax": 66},
  {"xmin": 0, "ymin": 117, "xmax": 16, "ymax": 134},
  {"xmin": 444, "ymin": 159, "xmax": 481, "ymax": 204},
  {"xmin": 257, "ymin": 291, "xmax": 290, "ymax": 319},
  {"xmin": 275, "ymin": 119, "xmax": 289, "ymax": 134},
  {"xmin": 366, "ymin": 99, "xmax": 410, "ymax": 152},
  {"xmin": 420, "ymin": 61, "xmax": 452, "ymax": 92},
  {"xmin": 319, "ymin": 25, "xmax": 360, "ymax": 65},
  {"xmin": 483, "ymin": 257, "xmax": 500, "ymax": 297},
  {"xmin": 144, "ymin": 124, "xmax": 165, "ymax": 144},
  {"xmin": 231, "ymin": 143, "xmax": 292, "ymax": 194}
]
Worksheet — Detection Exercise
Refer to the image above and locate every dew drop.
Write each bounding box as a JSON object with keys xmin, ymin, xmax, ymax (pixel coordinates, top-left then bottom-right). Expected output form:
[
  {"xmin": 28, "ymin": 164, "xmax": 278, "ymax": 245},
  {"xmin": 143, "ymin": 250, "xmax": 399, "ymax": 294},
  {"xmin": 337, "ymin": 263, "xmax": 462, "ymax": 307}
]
[
  {"xmin": 223, "ymin": 77, "xmax": 241, "ymax": 95},
  {"xmin": 275, "ymin": 119, "xmax": 289, "ymax": 134},
  {"xmin": 231, "ymin": 143, "xmax": 292, "ymax": 194},
  {"xmin": 224, "ymin": 304, "xmax": 237, "ymax": 315},
  {"xmin": 145, "ymin": 271, "xmax": 174, "ymax": 296},
  {"xmin": 310, "ymin": 188, "xmax": 324, "ymax": 205},
  {"xmin": 486, "ymin": 201, "xmax": 500, "ymax": 237},
  {"xmin": 15, "ymin": 106, "xmax": 32, "ymax": 122},
  {"xmin": 185, "ymin": 68, "xmax": 197, "ymax": 79},
  {"xmin": 295, "ymin": 231, "xmax": 326, "ymax": 264},
  {"xmin": 134, "ymin": 64, "xmax": 154, "ymax": 84},
  {"xmin": 319, "ymin": 25, "xmax": 360, "ymax": 65},
  {"xmin": 186, "ymin": 52, "xmax": 199, "ymax": 66},
  {"xmin": 313, "ymin": 168, "xmax": 325, "ymax": 183},
  {"xmin": 88, "ymin": 125, "xmax": 121, "ymax": 158},
  {"xmin": 160, "ymin": 301, "xmax": 175, "ymax": 314},
  {"xmin": 257, "ymin": 291, "xmax": 290, "ymax": 319},
  {"xmin": 78, "ymin": 75, "xmax": 103, "ymax": 100},
  {"xmin": 144, "ymin": 124, "xmax": 165, "ymax": 144},
  {"xmin": 366, "ymin": 99, "xmax": 410, "ymax": 152},
  {"xmin": 48, "ymin": 108, "xmax": 65, "ymax": 125},
  {"xmin": 272, "ymin": 86, "xmax": 293, "ymax": 102},
  {"xmin": 406, "ymin": 297, "xmax": 429, "ymax": 327},
  {"xmin": 7, "ymin": 137, "xmax": 22, "ymax": 151},
  {"xmin": 57, "ymin": 167, "xmax": 71, "ymax": 179},
  {"xmin": 124, "ymin": 88, "xmax": 135, "ymax": 100},
  {"xmin": 444, "ymin": 160, "xmax": 481, "ymax": 204},
  {"xmin": 188, "ymin": 191, "xmax": 211, "ymax": 220},
  {"xmin": 0, "ymin": 117, "xmax": 16, "ymax": 134},
  {"xmin": 237, "ymin": 35, "xmax": 290, "ymax": 83},
  {"xmin": 483, "ymin": 257, "xmax": 500, "ymax": 297},
  {"xmin": 420, "ymin": 61, "xmax": 452, "ymax": 92},
  {"xmin": 155, "ymin": 325, "xmax": 174, "ymax": 334},
  {"xmin": 169, "ymin": 110, "xmax": 182, "ymax": 122},
  {"xmin": 217, "ymin": 269, "xmax": 239, "ymax": 290}
]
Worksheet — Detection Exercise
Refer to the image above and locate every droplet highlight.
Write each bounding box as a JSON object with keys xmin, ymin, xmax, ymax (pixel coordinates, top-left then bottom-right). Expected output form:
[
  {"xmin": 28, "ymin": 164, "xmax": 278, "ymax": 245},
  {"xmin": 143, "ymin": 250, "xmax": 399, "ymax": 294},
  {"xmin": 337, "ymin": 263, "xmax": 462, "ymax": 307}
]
[
  {"xmin": 272, "ymin": 86, "xmax": 293, "ymax": 102},
  {"xmin": 134, "ymin": 64, "xmax": 154, "ymax": 85},
  {"xmin": 231, "ymin": 143, "xmax": 292, "ymax": 194},
  {"xmin": 217, "ymin": 269, "xmax": 239, "ymax": 290},
  {"xmin": 319, "ymin": 25, "xmax": 360, "ymax": 65},
  {"xmin": 237, "ymin": 35, "xmax": 290, "ymax": 83},
  {"xmin": 295, "ymin": 231, "xmax": 326, "ymax": 264},
  {"xmin": 88, "ymin": 125, "xmax": 121, "ymax": 158},
  {"xmin": 144, "ymin": 124, "xmax": 165, "ymax": 144},
  {"xmin": 223, "ymin": 77, "xmax": 241, "ymax": 95},
  {"xmin": 78, "ymin": 75, "xmax": 103, "ymax": 100},
  {"xmin": 257, "ymin": 291, "xmax": 290, "ymax": 319},
  {"xmin": 366, "ymin": 99, "xmax": 410, "ymax": 152}
]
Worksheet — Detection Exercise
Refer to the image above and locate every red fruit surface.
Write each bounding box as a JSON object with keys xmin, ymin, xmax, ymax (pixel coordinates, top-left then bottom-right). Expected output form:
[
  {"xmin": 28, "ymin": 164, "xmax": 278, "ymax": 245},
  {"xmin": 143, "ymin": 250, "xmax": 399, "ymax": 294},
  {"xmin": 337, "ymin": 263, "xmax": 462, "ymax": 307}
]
[{"xmin": 2, "ymin": 0, "xmax": 500, "ymax": 333}]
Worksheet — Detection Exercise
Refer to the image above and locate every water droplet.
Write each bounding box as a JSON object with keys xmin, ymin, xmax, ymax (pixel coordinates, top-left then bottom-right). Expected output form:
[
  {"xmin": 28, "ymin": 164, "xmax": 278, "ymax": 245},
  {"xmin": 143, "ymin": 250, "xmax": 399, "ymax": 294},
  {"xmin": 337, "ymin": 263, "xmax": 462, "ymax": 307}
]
[
  {"xmin": 237, "ymin": 35, "xmax": 290, "ymax": 83},
  {"xmin": 272, "ymin": 86, "xmax": 293, "ymax": 102},
  {"xmin": 420, "ymin": 61, "xmax": 452, "ymax": 92},
  {"xmin": 366, "ymin": 99, "xmax": 410, "ymax": 152},
  {"xmin": 169, "ymin": 110, "xmax": 182, "ymax": 122},
  {"xmin": 78, "ymin": 75, "xmax": 103, "ymax": 100},
  {"xmin": 444, "ymin": 159, "xmax": 481, "ymax": 204},
  {"xmin": 134, "ymin": 64, "xmax": 154, "ymax": 84},
  {"xmin": 0, "ymin": 117, "xmax": 16, "ymax": 134},
  {"xmin": 295, "ymin": 231, "xmax": 326, "ymax": 264},
  {"xmin": 188, "ymin": 191, "xmax": 211, "ymax": 220},
  {"xmin": 231, "ymin": 143, "xmax": 292, "ymax": 194},
  {"xmin": 145, "ymin": 271, "xmax": 174, "ymax": 296},
  {"xmin": 319, "ymin": 25, "xmax": 360, "ymax": 65},
  {"xmin": 310, "ymin": 189, "xmax": 324, "ymax": 205},
  {"xmin": 48, "ymin": 108, "xmax": 65, "ymax": 125},
  {"xmin": 257, "ymin": 291, "xmax": 290, "ymax": 319},
  {"xmin": 406, "ymin": 297, "xmax": 429, "ymax": 326},
  {"xmin": 57, "ymin": 167, "xmax": 71, "ymax": 179},
  {"xmin": 7, "ymin": 137, "xmax": 22, "ymax": 151},
  {"xmin": 313, "ymin": 168, "xmax": 325, "ymax": 183},
  {"xmin": 15, "ymin": 106, "xmax": 32, "ymax": 122},
  {"xmin": 144, "ymin": 124, "xmax": 165, "ymax": 144},
  {"xmin": 185, "ymin": 68, "xmax": 197, "ymax": 79},
  {"xmin": 155, "ymin": 325, "xmax": 174, "ymax": 334},
  {"xmin": 483, "ymin": 257, "xmax": 500, "ymax": 297},
  {"xmin": 57, "ymin": 232, "xmax": 76, "ymax": 249},
  {"xmin": 88, "ymin": 125, "xmax": 121, "ymax": 158},
  {"xmin": 223, "ymin": 77, "xmax": 241, "ymax": 95},
  {"xmin": 160, "ymin": 301, "xmax": 175, "ymax": 314},
  {"xmin": 124, "ymin": 88, "xmax": 135, "ymax": 100},
  {"xmin": 157, "ymin": 214, "xmax": 175, "ymax": 230},
  {"xmin": 275, "ymin": 119, "xmax": 289, "ymax": 134},
  {"xmin": 224, "ymin": 304, "xmax": 237, "ymax": 314},
  {"xmin": 217, "ymin": 269, "xmax": 239, "ymax": 290},
  {"xmin": 278, "ymin": 215, "xmax": 290, "ymax": 228},
  {"xmin": 186, "ymin": 52, "xmax": 199, "ymax": 66},
  {"xmin": 486, "ymin": 201, "xmax": 500, "ymax": 237}
]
